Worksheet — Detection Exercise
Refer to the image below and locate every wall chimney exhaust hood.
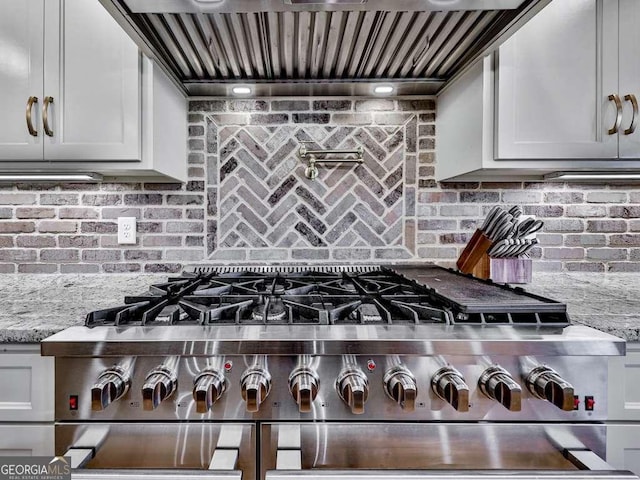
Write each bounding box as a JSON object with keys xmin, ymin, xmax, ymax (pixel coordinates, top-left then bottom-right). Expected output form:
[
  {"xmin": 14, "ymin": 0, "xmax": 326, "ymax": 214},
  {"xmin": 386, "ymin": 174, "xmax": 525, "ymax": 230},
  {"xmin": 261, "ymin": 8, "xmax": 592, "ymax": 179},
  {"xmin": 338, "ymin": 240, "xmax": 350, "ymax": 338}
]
[{"xmin": 99, "ymin": 0, "xmax": 550, "ymax": 96}]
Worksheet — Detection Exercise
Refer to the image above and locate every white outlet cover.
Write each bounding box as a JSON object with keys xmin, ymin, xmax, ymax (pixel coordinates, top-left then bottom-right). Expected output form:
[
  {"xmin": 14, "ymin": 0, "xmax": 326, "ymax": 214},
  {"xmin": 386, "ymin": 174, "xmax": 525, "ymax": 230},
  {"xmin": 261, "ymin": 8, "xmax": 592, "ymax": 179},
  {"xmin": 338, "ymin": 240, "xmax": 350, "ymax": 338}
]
[{"xmin": 117, "ymin": 217, "xmax": 137, "ymax": 245}]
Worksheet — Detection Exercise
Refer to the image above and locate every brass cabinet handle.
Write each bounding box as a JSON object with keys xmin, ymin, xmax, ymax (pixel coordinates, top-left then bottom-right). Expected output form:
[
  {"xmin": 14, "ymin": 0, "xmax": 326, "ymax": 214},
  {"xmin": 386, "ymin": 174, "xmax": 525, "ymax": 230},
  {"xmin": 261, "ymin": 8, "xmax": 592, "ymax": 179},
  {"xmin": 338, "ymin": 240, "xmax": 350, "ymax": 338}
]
[
  {"xmin": 624, "ymin": 94, "xmax": 639, "ymax": 135},
  {"xmin": 43, "ymin": 96, "xmax": 54, "ymax": 137},
  {"xmin": 26, "ymin": 96, "xmax": 38, "ymax": 137},
  {"xmin": 608, "ymin": 94, "xmax": 623, "ymax": 135}
]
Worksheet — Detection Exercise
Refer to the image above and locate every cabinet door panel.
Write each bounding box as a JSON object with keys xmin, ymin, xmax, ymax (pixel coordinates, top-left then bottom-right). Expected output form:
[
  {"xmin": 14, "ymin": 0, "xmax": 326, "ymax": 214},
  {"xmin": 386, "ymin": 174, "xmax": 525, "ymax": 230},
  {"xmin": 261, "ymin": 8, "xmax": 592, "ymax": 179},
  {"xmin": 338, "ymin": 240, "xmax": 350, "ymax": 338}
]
[
  {"xmin": 497, "ymin": 0, "xmax": 619, "ymax": 159},
  {"xmin": 0, "ymin": 0, "xmax": 44, "ymax": 161},
  {"xmin": 0, "ymin": 350, "xmax": 54, "ymax": 422},
  {"xmin": 618, "ymin": 0, "xmax": 640, "ymax": 159},
  {"xmin": 44, "ymin": 0, "xmax": 140, "ymax": 161},
  {"xmin": 0, "ymin": 425, "xmax": 54, "ymax": 457},
  {"xmin": 607, "ymin": 425, "xmax": 640, "ymax": 476},
  {"xmin": 609, "ymin": 345, "xmax": 640, "ymax": 421}
]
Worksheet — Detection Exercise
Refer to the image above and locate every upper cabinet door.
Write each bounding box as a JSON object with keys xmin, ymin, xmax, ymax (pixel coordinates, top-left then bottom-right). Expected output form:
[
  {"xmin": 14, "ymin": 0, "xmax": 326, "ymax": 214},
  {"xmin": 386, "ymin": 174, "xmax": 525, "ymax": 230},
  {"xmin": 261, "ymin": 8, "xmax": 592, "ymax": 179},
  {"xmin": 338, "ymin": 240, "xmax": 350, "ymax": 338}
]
[
  {"xmin": 43, "ymin": 0, "xmax": 141, "ymax": 161},
  {"xmin": 0, "ymin": 0, "xmax": 44, "ymax": 161},
  {"xmin": 496, "ymin": 0, "xmax": 619, "ymax": 159},
  {"xmin": 618, "ymin": 0, "xmax": 640, "ymax": 159}
]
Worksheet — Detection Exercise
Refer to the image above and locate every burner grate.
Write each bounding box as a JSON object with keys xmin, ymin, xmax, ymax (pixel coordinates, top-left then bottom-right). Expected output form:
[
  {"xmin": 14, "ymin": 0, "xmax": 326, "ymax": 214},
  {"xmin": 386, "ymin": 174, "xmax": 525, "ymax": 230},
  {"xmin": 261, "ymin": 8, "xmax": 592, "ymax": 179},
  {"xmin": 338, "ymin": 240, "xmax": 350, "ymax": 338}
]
[{"xmin": 85, "ymin": 269, "xmax": 453, "ymax": 327}]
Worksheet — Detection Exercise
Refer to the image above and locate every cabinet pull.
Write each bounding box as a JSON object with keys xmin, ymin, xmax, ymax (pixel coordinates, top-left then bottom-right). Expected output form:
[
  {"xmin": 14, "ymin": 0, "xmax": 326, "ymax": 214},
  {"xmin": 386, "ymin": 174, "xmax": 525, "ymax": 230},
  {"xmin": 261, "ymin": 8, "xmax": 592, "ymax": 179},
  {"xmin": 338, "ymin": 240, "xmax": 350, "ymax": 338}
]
[
  {"xmin": 43, "ymin": 96, "xmax": 54, "ymax": 137},
  {"xmin": 26, "ymin": 96, "xmax": 38, "ymax": 137},
  {"xmin": 624, "ymin": 94, "xmax": 638, "ymax": 135},
  {"xmin": 608, "ymin": 94, "xmax": 623, "ymax": 135}
]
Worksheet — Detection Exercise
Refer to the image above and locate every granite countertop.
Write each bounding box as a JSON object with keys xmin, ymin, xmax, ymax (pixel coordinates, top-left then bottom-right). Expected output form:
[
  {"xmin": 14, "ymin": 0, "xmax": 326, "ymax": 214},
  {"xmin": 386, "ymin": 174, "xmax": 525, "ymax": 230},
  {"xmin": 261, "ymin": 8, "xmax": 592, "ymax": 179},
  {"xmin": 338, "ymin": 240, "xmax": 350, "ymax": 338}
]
[
  {"xmin": 525, "ymin": 273, "xmax": 640, "ymax": 342},
  {"xmin": 0, "ymin": 274, "xmax": 164, "ymax": 343},
  {"xmin": 0, "ymin": 272, "xmax": 638, "ymax": 343}
]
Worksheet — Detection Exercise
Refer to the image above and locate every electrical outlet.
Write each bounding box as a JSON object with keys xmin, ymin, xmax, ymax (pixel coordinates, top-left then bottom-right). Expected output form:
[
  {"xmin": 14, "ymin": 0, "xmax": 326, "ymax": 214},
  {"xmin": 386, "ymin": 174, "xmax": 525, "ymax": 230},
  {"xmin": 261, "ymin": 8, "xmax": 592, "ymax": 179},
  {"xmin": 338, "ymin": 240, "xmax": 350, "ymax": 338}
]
[{"xmin": 117, "ymin": 217, "xmax": 137, "ymax": 245}]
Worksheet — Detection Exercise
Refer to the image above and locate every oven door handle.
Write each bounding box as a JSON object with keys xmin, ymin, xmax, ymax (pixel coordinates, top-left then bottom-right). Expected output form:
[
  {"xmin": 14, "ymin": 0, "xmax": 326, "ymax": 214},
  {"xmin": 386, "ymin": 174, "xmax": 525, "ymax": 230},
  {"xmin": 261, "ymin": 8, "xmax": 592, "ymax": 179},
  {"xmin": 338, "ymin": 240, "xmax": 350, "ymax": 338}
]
[
  {"xmin": 71, "ymin": 470, "xmax": 242, "ymax": 480},
  {"xmin": 267, "ymin": 447, "xmax": 635, "ymax": 480},
  {"xmin": 265, "ymin": 471, "xmax": 638, "ymax": 480}
]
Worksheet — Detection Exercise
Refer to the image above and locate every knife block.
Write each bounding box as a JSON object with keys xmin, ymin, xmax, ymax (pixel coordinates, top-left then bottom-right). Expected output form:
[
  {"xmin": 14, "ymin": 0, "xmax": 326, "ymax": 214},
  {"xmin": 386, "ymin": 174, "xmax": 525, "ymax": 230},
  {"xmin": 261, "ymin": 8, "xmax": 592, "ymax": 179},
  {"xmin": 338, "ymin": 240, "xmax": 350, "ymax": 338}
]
[
  {"xmin": 471, "ymin": 254, "xmax": 532, "ymax": 284},
  {"xmin": 470, "ymin": 253, "xmax": 491, "ymax": 280},
  {"xmin": 456, "ymin": 229, "xmax": 493, "ymax": 274}
]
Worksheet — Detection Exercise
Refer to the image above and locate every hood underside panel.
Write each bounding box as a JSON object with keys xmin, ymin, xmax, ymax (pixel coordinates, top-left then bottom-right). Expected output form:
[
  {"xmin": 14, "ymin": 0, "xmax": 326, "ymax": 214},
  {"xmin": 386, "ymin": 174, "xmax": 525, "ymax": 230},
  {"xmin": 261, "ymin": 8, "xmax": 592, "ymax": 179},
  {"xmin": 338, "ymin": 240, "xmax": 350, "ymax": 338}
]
[{"xmin": 100, "ymin": 0, "xmax": 548, "ymax": 95}]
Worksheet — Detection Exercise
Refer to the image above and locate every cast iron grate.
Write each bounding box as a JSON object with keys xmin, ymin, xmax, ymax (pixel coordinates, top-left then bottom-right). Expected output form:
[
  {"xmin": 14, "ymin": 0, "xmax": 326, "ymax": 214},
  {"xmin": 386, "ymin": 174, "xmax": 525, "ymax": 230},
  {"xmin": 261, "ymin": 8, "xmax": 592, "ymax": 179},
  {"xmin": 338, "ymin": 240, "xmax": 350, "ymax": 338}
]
[{"xmin": 85, "ymin": 269, "xmax": 452, "ymax": 327}]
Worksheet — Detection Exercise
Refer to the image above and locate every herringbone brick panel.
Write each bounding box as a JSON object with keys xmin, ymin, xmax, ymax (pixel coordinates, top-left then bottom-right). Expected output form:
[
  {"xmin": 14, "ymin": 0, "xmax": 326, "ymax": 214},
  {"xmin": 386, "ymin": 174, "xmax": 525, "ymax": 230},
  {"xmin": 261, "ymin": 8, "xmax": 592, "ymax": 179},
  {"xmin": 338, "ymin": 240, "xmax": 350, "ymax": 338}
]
[{"xmin": 211, "ymin": 123, "xmax": 406, "ymax": 255}]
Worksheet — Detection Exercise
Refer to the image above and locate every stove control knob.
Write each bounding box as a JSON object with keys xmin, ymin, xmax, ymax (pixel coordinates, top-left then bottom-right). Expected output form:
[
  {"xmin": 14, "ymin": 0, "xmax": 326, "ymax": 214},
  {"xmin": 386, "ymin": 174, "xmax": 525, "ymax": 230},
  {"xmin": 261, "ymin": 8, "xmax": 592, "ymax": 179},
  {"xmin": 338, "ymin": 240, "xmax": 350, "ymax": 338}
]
[
  {"xmin": 431, "ymin": 366, "xmax": 470, "ymax": 412},
  {"xmin": 479, "ymin": 365, "xmax": 522, "ymax": 412},
  {"xmin": 91, "ymin": 365, "xmax": 131, "ymax": 411},
  {"xmin": 336, "ymin": 365, "xmax": 369, "ymax": 415},
  {"xmin": 142, "ymin": 365, "xmax": 178, "ymax": 411},
  {"xmin": 240, "ymin": 363, "xmax": 272, "ymax": 413},
  {"xmin": 289, "ymin": 365, "xmax": 320, "ymax": 413},
  {"xmin": 525, "ymin": 365, "xmax": 575, "ymax": 411},
  {"xmin": 383, "ymin": 365, "xmax": 418, "ymax": 412},
  {"xmin": 193, "ymin": 368, "xmax": 227, "ymax": 413}
]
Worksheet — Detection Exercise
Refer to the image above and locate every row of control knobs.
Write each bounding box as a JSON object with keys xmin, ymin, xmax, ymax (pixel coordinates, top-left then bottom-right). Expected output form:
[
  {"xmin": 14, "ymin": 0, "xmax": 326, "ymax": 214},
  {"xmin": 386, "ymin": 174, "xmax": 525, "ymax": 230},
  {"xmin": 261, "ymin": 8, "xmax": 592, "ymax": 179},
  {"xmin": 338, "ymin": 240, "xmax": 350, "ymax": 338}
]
[{"xmin": 91, "ymin": 357, "xmax": 575, "ymax": 414}]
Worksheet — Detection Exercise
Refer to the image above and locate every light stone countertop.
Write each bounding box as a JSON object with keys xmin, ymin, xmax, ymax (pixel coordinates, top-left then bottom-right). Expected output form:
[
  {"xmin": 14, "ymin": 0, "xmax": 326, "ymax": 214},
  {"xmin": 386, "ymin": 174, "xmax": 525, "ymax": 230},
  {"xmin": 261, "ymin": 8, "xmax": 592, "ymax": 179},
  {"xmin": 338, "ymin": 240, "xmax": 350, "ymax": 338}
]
[
  {"xmin": 525, "ymin": 273, "xmax": 640, "ymax": 342},
  {"xmin": 0, "ymin": 272, "xmax": 638, "ymax": 344},
  {"xmin": 0, "ymin": 274, "xmax": 165, "ymax": 343}
]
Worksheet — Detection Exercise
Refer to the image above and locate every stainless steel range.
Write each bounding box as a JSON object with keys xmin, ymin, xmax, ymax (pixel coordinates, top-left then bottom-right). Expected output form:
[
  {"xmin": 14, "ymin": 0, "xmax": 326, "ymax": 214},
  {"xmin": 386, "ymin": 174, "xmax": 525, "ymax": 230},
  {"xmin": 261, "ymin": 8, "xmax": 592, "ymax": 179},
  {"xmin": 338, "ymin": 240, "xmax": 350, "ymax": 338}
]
[{"xmin": 41, "ymin": 265, "xmax": 635, "ymax": 480}]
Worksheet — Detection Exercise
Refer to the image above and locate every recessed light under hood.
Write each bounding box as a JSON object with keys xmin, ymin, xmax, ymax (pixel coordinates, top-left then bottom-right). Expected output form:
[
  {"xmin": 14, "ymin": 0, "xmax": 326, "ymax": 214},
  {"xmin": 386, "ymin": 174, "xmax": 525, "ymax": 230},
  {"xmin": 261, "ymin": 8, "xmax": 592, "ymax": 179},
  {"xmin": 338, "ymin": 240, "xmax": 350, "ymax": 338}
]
[{"xmin": 99, "ymin": 0, "xmax": 551, "ymax": 96}]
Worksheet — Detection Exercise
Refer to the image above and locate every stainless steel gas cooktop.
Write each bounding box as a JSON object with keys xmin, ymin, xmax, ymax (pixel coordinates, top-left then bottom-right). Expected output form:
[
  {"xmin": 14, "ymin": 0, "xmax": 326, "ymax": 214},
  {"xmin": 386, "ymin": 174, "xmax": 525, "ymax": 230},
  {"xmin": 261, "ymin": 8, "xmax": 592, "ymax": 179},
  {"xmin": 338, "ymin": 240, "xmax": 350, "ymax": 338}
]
[
  {"xmin": 84, "ymin": 265, "xmax": 569, "ymax": 327},
  {"xmin": 41, "ymin": 264, "xmax": 629, "ymax": 480}
]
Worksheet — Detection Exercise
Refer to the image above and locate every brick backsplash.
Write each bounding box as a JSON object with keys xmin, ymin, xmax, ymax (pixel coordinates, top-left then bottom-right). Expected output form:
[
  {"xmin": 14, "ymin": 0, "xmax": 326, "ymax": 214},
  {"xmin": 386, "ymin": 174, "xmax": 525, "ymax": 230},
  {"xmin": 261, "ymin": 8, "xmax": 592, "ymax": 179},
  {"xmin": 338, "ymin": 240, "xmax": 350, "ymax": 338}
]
[
  {"xmin": 0, "ymin": 97, "xmax": 639, "ymax": 273},
  {"xmin": 0, "ymin": 181, "xmax": 205, "ymax": 273}
]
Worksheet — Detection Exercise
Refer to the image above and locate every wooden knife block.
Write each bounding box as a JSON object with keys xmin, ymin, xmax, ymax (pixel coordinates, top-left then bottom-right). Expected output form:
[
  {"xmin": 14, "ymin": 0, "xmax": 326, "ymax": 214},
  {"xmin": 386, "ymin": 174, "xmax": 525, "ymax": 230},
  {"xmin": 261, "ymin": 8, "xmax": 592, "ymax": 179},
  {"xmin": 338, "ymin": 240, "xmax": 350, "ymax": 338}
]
[
  {"xmin": 471, "ymin": 253, "xmax": 532, "ymax": 284},
  {"xmin": 470, "ymin": 253, "xmax": 491, "ymax": 280},
  {"xmin": 456, "ymin": 229, "xmax": 493, "ymax": 274}
]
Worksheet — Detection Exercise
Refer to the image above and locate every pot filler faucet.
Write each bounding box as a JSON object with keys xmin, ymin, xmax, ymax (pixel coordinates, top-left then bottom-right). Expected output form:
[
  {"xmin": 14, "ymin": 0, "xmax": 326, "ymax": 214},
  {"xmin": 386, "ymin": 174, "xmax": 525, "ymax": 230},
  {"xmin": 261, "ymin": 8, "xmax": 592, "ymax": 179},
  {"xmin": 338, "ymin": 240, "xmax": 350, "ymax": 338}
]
[{"xmin": 298, "ymin": 141, "xmax": 364, "ymax": 179}]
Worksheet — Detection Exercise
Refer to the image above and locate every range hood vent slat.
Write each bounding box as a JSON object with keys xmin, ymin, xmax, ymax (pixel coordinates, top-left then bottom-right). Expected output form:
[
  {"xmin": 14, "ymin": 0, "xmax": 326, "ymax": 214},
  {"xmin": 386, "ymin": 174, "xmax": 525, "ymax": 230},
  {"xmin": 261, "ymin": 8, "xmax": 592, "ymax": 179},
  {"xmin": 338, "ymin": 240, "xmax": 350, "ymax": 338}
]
[
  {"xmin": 437, "ymin": 10, "xmax": 499, "ymax": 77},
  {"xmin": 426, "ymin": 11, "xmax": 484, "ymax": 77},
  {"xmin": 105, "ymin": 0, "xmax": 550, "ymax": 95}
]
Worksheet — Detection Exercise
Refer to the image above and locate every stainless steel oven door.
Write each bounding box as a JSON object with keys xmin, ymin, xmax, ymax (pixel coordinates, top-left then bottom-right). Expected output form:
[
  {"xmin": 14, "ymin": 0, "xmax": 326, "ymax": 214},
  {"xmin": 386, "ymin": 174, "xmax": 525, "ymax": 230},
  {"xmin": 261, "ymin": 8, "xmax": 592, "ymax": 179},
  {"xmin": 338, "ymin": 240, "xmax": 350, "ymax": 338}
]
[
  {"xmin": 56, "ymin": 423, "xmax": 254, "ymax": 480},
  {"xmin": 261, "ymin": 423, "xmax": 638, "ymax": 480}
]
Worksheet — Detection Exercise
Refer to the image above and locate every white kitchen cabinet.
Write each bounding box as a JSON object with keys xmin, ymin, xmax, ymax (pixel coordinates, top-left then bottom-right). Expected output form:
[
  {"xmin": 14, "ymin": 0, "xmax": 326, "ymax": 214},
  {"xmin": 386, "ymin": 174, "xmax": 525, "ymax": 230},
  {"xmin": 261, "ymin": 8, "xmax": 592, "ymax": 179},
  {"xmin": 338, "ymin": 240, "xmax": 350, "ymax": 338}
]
[
  {"xmin": 496, "ymin": 0, "xmax": 619, "ymax": 159},
  {"xmin": 17, "ymin": 56, "xmax": 187, "ymax": 181},
  {"xmin": 618, "ymin": 0, "xmax": 640, "ymax": 159},
  {"xmin": 498, "ymin": 0, "xmax": 640, "ymax": 161},
  {"xmin": 0, "ymin": 0, "xmax": 186, "ymax": 181},
  {"xmin": 437, "ymin": 0, "xmax": 640, "ymax": 181},
  {"xmin": 437, "ymin": 54, "xmax": 640, "ymax": 181},
  {"xmin": 0, "ymin": 345, "xmax": 54, "ymax": 422},
  {"xmin": 605, "ymin": 343, "xmax": 640, "ymax": 475},
  {"xmin": 0, "ymin": 0, "xmax": 44, "ymax": 161},
  {"xmin": 608, "ymin": 343, "xmax": 640, "ymax": 421},
  {"xmin": 0, "ymin": 345, "xmax": 55, "ymax": 457},
  {"xmin": 0, "ymin": 0, "xmax": 139, "ymax": 162},
  {"xmin": 43, "ymin": 0, "xmax": 141, "ymax": 161}
]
